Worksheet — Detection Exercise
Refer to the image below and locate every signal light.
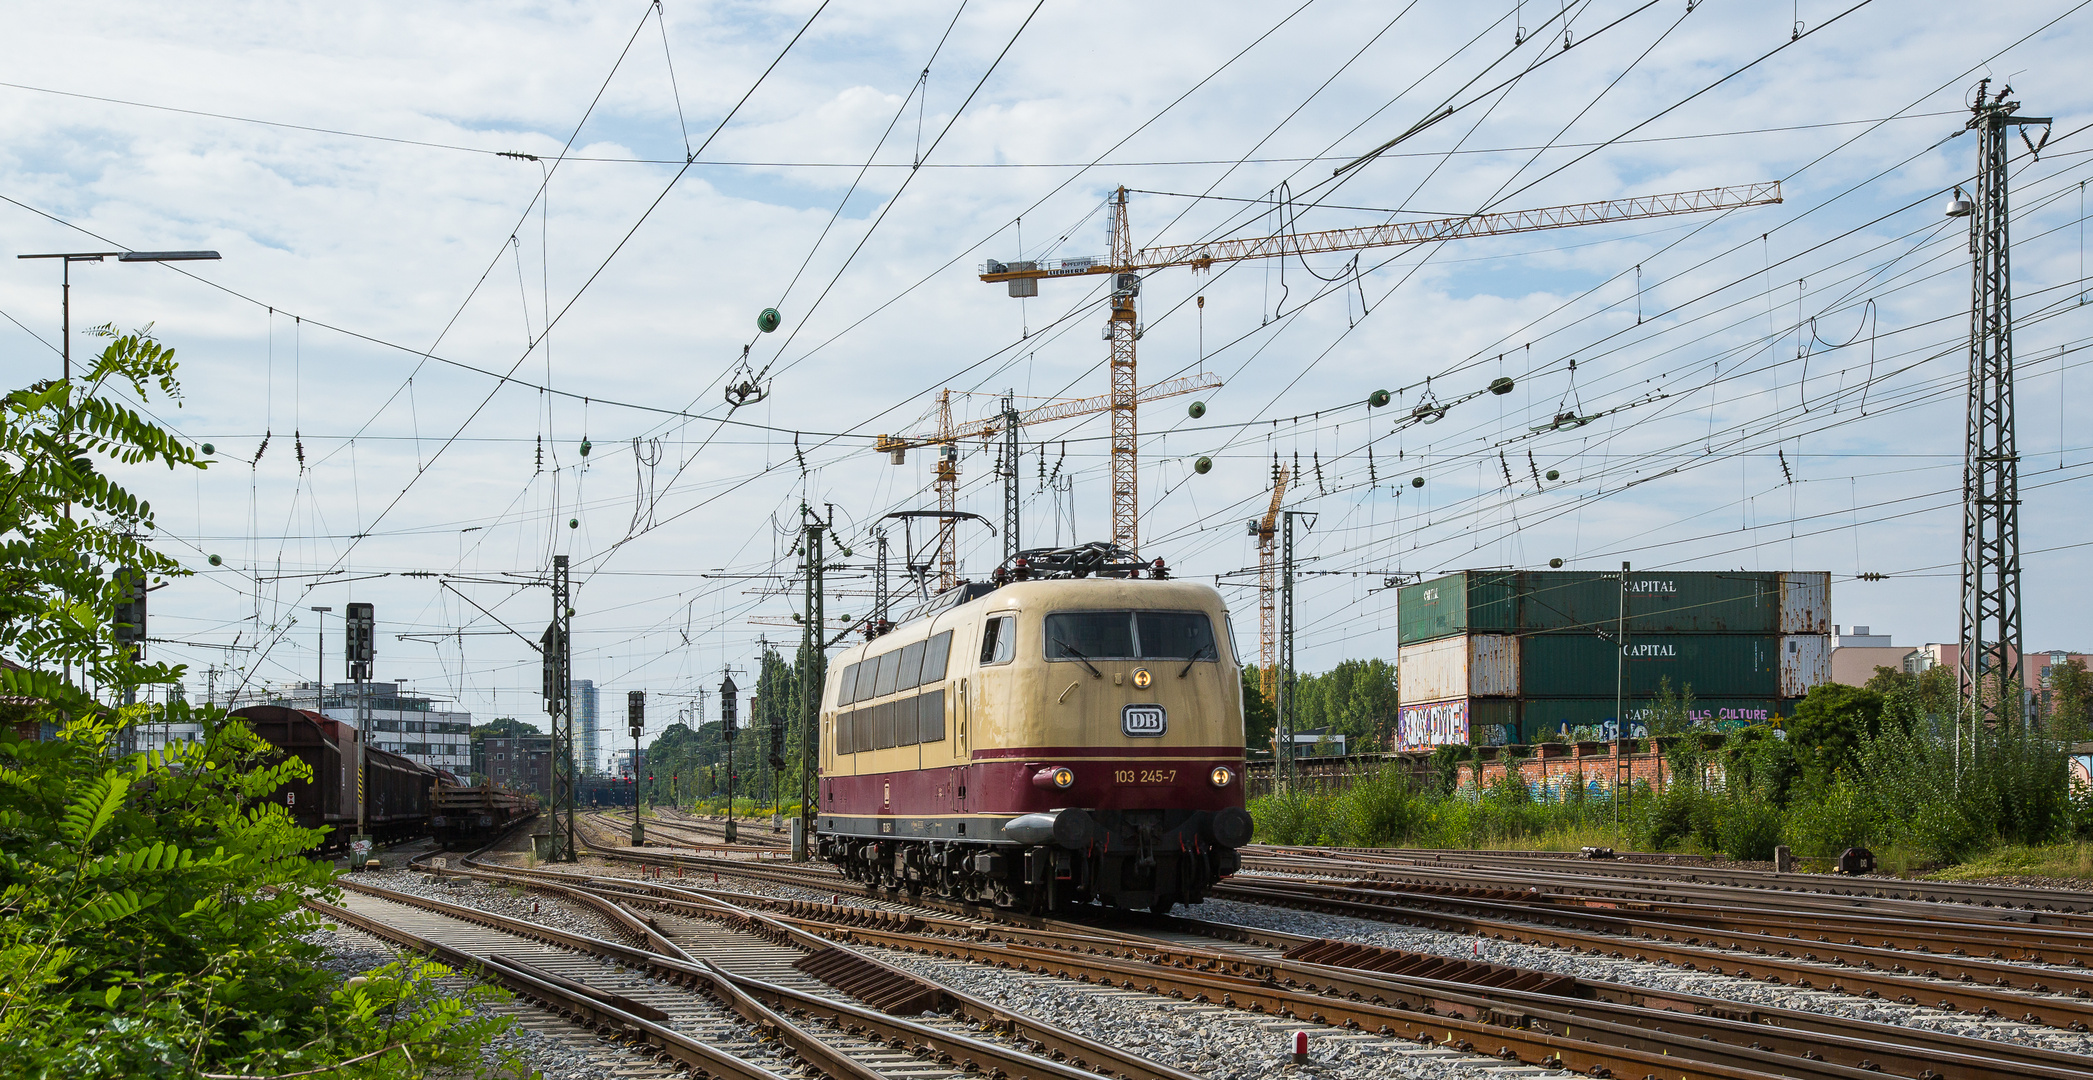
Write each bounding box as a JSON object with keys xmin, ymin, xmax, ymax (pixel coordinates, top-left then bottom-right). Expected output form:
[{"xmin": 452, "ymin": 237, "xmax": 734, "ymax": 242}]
[
  {"xmin": 1032, "ymin": 766, "xmax": 1075, "ymax": 790},
  {"xmin": 1209, "ymin": 766, "xmax": 1235, "ymax": 788}
]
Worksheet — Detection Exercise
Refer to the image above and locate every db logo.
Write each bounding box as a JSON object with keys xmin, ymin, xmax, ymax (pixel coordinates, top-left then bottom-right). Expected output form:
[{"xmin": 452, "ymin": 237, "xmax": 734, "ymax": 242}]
[{"xmin": 1121, "ymin": 703, "xmax": 1167, "ymax": 738}]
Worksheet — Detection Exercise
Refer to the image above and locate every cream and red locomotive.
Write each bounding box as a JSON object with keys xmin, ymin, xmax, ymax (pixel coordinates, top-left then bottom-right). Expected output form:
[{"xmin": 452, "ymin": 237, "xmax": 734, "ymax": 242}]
[{"xmin": 815, "ymin": 544, "xmax": 1254, "ymax": 913}]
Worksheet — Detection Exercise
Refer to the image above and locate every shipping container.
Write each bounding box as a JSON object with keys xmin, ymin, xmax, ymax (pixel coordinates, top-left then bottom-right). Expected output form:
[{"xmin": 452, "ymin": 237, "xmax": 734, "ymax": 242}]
[
  {"xmin": 1399, "ymin": 569, "xmax": 1834, "ymax": 643},
  {"xmin": 1396, "ymin": 634, "xmax": 1519, "ymax": 701},
  {"xmin": 1394, "ymin": 697, "xmax": 1516, "ymax": 749},
  {"xmin": 1516, "ymin": 632, "xmax": 1784, "ymax": 698},
  {"xmin": 1779, "ymin": 572, "xmax": 1831, "ymax": 633},
  {"xmin": 1396, "ymin": 572, "xmax": 1519, "ymax": 643},
  {"xmin": 1780, "ymin": 633, "xmax": 1831, "ymax": 696},
  {"xmin": 1517, "ymin": 697, "xmax": 1793, "ymax": 745}
]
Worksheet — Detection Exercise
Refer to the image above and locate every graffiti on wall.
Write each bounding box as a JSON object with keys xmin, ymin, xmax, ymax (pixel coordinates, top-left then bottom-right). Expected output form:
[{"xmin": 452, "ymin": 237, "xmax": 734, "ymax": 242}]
[{"xmin": 1397, "ymin": 700, "xmax": 1467, "ymax": 749}]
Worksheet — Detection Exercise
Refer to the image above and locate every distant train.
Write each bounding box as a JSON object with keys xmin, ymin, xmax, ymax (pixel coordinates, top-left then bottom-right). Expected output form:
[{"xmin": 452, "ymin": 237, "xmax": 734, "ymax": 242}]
[
  {"xmin": 815, "ymin": 543, "xmax": 1254, "ymax": 914},
  {"xmin": 232, "ymin": 705, "xmax": 535, "ymax": 851}
]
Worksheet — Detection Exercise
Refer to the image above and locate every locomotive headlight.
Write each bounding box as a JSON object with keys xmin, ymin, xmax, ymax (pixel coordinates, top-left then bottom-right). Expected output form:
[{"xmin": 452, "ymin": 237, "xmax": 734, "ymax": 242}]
[
  {"xmin": 1209, "ymin": 766, "xmax": 1235, "ymax": 788},
  {"xmin": 1033, "ymin": 766, "xmax": 1076, "ymax": 789},
  {"xmin": 1132, "ymin": 668, "xmax": 1153, "ymax": 689}
]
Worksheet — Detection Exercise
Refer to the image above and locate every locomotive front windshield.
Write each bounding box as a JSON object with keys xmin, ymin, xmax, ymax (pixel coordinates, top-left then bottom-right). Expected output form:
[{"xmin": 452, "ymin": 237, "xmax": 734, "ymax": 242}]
[{"xmin": 1044, "ymin": 610, "xmax": 1217, "ymax": 661}]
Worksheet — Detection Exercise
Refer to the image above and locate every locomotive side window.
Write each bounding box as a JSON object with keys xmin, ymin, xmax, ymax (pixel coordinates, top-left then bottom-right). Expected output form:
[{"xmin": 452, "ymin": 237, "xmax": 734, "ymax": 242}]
[
  {"xmin": 1045, "ymin": 610, "xmax": 1218, "ymax": 660},
  {"xmin": 837, "ymin": 662, "xmax": 861, "ymax": 705},
  {"xmin": 1135, "ymin": 611, "xmax": 1218, "ymax": 660},
  {"xmin": 895, "ymin": 696, "xmax": 921, "ymax": 748},
  {"xmin": 922, "ymin": 630, "xmax": 954, "ymax": 682},
  {"xmin": 852, "ymin": 661, "xmax": 877, "ymax": 702},
  {"xmin": 836, "ymin": 711, "xmax": 854, "ymax": 754},
  {"xmin": 873, "ymin": 649, "xmax": 901, "ymax": 698},
  {"xmin": 918, "ymin": 688, "xmax": 946, "ymax": 742},
  {"xmin": 897, "ymin": 640, "xmax": 927, "ymax": 691},
  {"xmin": 980, "ymin": 616, "xmax": 1016, "ymax": 665}
]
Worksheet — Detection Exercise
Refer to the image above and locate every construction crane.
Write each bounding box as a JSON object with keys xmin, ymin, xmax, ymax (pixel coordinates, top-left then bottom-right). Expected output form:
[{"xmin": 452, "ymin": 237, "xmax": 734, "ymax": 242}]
[
  {"xmin": 876, "ymin": 373, "xmax": 1221, "ymax": 591},
  {"xmin": 1250, "ymin": 461, "xmax": 1291, "ymax": 705},
  {"xmin": 980, "ymin": 182, "xmax": 1784, "ymax": 554}
]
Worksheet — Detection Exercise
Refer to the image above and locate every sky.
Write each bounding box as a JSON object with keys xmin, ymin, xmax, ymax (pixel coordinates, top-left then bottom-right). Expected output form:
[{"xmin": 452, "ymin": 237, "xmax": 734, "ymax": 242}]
[{"xmin": 3, "ymin": 0, "xmax": 2090, "ymax": 756}]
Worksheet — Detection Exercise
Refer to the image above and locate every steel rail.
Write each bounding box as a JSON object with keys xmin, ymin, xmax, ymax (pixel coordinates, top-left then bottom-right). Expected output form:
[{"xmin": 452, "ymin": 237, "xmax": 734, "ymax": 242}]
[
  {"xmin": 1250, "ymin": 846, "xmax": 2093, "ymax": 915},
  {"xmin": 336, "ymin": 874, "xmax": 1205, "ymax": 1080},
  {"xmin": 307, "ymin": 895, "xmax": 797, "ymax": 1080},
  {"xmin": 493, "ymin": 842, "xmax": 2093, "ymax": 1080},
  {"xmin": 1211, "ymin": 878, "xmax": 2093, "ymax": 1030}
]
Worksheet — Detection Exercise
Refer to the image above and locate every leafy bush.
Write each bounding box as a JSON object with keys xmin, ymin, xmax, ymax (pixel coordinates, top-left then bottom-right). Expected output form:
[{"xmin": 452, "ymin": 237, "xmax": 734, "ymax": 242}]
[
  {"xmin": 0, "ymin": 332, "xmax": 514, "ymax": 1077},
  {"xmin": 1249, "ymin": 786, "xmax": 1336, "ymax": 845},
  {"xmin": 1330, "ymin": 765, "xmax": 1422, "ymax": 846},
  {"xmin": 1784, "ymin": 777, "xmax": 1879, "ymax": 858},
  {"xmin": 1715, "ymin": 796, "xmax": 1784, "ymax": 861}
]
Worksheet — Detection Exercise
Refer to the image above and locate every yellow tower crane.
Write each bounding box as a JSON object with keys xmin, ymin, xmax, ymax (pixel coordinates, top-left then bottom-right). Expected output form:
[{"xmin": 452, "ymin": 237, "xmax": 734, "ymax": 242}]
[{"xmin": 979, "ymin": 182, "xmax": 1784, "ymax": 554}]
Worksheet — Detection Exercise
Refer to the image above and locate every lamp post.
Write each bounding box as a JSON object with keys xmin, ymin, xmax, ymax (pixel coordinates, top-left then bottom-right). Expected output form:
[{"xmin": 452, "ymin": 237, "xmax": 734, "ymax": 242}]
[
  {"xmin": 16, "ymin": 250, "xmax": 222, "ymax": 387},
  {"xmin": 310, "ymin": 606, "xmax": 333, "ymax": 706}
]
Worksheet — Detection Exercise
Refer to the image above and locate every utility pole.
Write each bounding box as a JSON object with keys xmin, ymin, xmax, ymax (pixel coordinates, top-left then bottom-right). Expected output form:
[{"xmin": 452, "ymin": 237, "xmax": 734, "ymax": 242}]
[
  {"xmin": 1001, "ymin": 391, "xmax": 1021, "ymax": 562},
  {"xmin": 542, "ymin": 555, "xmax": 575, "ymax": 861},
  {"xmin": 1274, "ymin": 510, "xmax": 1314, "ymax": 791},
  {"xmin": 627, "ymin": 690, "xmax": 645, "ymax": 846},
  {"xmin": 874, "ymin": 528, "xmax": 891, "ymax": 629},
  {"xmin": 1956, "ymin": 80, "xmax": 2047, "ymax": 766},
  {"xmin": 1613, "ymin": 562, "xmax": 1630, "ymax": 846},
  {"xmin": 797, "ymin": 507, "xmax": 827, "ymax": 860},
  {"xmin": 309, "ymin": 605, "xmax": 332, "ymax": 701}
]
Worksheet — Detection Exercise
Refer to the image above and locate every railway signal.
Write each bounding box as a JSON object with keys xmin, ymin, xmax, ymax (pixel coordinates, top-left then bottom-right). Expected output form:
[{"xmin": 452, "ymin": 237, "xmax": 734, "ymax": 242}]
[
  {"xmin": 628, "ymin": 690, "xmax": 645, "ymax": 846},
  {"xmin": 344, "ymin": 601, "xmax": 375, "ymax": 849},
  {"xmin": 112, "ymin": 566, "xmax": 147, "ymax": 662},
  {"xmin": 720, "ymin": 672, "xmax": 739, "ymax": 843}
]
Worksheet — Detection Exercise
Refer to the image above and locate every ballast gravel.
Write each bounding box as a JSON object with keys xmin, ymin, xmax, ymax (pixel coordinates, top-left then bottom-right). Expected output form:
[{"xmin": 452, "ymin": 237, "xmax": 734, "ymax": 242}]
[
  {"xmin": 1188, "ymin": 894, "xmax": 2093, "ymax": 1058},
  {"xmin": 350, "ymin": 869, "xmax": 632, "ymax": 943},
  {"xmin": 302, "ymin": 918, "xmax": 691, "ymax": 1080},
  {"xmin": 863, "ymin": 943, "xmax": 1552, "ymax": 1080}
]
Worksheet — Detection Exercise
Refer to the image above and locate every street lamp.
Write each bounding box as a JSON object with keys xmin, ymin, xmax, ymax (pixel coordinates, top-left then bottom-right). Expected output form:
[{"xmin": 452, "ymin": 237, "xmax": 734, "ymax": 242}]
[
  {"xmin": 309, "ymin": 606, "xmax": 333, "ymax": 705},
  {"xmin": 16, "ymin": 250, "xmax": 222, "ymax": 384}
]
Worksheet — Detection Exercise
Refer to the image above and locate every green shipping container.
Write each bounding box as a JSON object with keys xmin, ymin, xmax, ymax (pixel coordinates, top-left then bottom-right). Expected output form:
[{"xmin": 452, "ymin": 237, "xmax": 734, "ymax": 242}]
[
  {"xmin": 1516, "ymin": 571, "xmax": 1781, "ymax": 635},
  {"xmin": 1518, "ymin": 697, "xmax": 1793, "ymax": 744},
  {"xmin": 1518, "ymin": 633, "xmax": 1783, "ymax": 698},
  {"xmin": 1399, "ymin": 570, "xmax": 1825, "ymax": 643},
  {"xmin": 1396, "ymin": 571, "xmax": 1519, "ymax": 643}
]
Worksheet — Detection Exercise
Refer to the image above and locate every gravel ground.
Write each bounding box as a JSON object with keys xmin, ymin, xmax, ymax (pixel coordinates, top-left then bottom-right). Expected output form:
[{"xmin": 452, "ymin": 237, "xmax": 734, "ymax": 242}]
[
  {"xmin": 863, "ymin": 942, "xmax": 1545, "ymax": 1080},
  {"xmin": 1186, "ymin": 895, "xmax": 2093, "ymax": 1058},
  {"xmin": 304, "ymin": 918, "xmax": 683, "ymax": 1079},
  {"xmin": 352, "ymin": 869, "xmax": 635, "ymax": 943}
]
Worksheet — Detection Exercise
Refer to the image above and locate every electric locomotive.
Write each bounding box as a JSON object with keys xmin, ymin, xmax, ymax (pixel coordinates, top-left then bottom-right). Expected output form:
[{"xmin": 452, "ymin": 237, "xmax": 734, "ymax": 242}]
[{"xmin": 815, "ymin": 543, "xmax": 1254, "ymax": 913}]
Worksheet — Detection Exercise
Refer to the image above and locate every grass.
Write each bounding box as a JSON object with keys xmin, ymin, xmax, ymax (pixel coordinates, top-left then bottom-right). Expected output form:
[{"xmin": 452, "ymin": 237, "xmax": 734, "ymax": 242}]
[{"xmin": 1924, "ymin": 841, "xmax": 2093, "ymax": 882}]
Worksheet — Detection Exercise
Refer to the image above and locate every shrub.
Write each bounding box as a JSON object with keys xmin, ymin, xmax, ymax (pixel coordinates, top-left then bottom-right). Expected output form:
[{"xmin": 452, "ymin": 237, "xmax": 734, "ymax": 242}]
[
  {"xmin": 1784, "ymin": 777, "xmax": 1878, "ymax": 857},
  {"xmin": 1249, "ymin": 786, "xmax": 1336, "ymax": 845},
  {"xmin": 1715, "ymin": 796, "xmax": 1784, "ymax": 861},
  {"xmin": 1330, "ymin": 765, "xmax": 1421, "ymax": 846}
]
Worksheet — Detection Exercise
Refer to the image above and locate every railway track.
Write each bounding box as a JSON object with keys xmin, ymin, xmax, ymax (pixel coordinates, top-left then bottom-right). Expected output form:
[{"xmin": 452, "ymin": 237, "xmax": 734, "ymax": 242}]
[
  {"xmin": 502, "ymin": 816, "xmax": 2093, "ymax": 1079},
  {"xmin": 1250, "ymin": 845, "xmax": 2093, "ymax": 916}
]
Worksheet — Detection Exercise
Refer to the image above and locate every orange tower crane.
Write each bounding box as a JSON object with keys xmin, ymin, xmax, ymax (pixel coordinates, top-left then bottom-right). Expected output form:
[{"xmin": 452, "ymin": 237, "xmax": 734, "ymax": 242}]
[
  {"xmin": 979, "ymin": 182, "xmax": 1784, "ymax": 554},
  {"xmin": 1253, "ymin": 461, "xmax": 1291, "ymax": 705}
]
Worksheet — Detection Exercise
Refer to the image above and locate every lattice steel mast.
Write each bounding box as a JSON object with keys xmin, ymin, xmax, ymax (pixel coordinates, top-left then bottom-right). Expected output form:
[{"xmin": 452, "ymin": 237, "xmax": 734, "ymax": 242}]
[{"xmin": 1957, "ymin": 81, "xmax": 2047, "ymax": 751}]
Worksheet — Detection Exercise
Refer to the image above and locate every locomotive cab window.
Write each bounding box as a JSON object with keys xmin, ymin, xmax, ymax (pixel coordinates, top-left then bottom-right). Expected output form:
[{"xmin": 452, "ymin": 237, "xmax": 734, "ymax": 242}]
[
  {"xmin": 980, "ymin": 616, "xmax": 1017, "ymax": 665},
  {"xmin": 1045, "ymin": 610, "xmax": 1217, "ymax": 661}
]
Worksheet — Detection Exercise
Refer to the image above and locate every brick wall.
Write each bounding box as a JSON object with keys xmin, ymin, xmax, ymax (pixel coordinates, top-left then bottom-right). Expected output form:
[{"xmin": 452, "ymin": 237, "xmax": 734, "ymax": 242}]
[{"xmin": 1454, "ymin": 740, "xmax": 1700, "ymax": 799}]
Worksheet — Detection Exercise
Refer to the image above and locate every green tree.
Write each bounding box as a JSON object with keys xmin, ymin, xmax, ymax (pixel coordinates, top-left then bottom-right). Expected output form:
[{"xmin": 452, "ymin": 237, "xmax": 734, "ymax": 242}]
[
  {"xmin": 1786, "ymin": 681, "xmax": 1889, "ymax": 790},
  {"xmin": 1240, "ymin": 665, "xmax": 1275, "ymax": 753},
  {"xmin": 0, "ymin": 331, "xmax": 510, "ymax": 1077},
  {"xmin": 2045, "ymin": 658, "xmax": 2092, "ymax": 743}
]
